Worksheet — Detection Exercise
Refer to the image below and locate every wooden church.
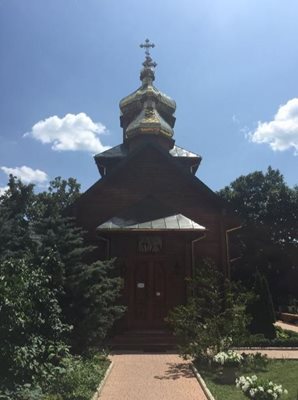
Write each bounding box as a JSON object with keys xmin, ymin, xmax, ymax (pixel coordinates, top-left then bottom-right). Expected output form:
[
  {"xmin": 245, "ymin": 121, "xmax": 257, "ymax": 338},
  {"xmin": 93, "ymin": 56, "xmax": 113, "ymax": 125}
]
[{"xmin": 72, "ymin": 40, "xmax": 240, "ymax": 335}]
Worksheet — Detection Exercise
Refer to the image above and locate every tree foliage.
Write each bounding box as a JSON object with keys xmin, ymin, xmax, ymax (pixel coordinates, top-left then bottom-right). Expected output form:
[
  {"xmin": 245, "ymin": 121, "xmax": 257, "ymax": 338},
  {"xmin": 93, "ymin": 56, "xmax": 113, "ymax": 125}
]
[
  {"xmin": 219, "ymin": 167, "xmax": 298, "ymax": 304},
  {"xmin": 247, "ymin": 270, "xmax": 276, "ymax": 339},
  {"xmin": 167, "ymin": 258, "xmax": 250, "ymax": 361},
  {"xmin": 0, "ymin": 175, "xmax": 124, "ymax": 396}
]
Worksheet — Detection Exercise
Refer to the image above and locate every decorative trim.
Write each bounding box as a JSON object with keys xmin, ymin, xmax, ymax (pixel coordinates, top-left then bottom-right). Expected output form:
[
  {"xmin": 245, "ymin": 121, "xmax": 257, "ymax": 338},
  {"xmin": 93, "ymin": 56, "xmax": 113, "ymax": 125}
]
[
  {"xmin": 91, "ymin": 361, "xmax": 114, "ymax": 400},
  {"xmin": 191, "ymin": 363, "xmax": 216, "ymax": 400}
]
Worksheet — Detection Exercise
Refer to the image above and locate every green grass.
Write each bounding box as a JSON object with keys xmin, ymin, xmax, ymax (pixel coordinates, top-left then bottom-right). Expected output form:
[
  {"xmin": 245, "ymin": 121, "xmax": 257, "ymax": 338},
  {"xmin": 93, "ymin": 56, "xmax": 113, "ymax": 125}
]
[{"xmin": 198, "ymin": 360, "xmax": 298, "ymax": 400}]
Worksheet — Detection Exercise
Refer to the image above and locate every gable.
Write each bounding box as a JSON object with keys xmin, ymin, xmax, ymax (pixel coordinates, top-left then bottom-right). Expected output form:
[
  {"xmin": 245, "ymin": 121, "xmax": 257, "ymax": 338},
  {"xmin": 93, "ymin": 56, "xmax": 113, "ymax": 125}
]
[{"xmin": 73, "ymin": 142, "xmax": 236, "ymax": 232}]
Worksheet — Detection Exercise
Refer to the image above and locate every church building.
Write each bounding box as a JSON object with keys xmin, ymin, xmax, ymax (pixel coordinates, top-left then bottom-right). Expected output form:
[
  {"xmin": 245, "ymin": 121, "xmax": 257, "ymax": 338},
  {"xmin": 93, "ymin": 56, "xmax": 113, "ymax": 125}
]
[{"xmin": 72, "ymin": 40, "xmax": 240, "ymax": 335}]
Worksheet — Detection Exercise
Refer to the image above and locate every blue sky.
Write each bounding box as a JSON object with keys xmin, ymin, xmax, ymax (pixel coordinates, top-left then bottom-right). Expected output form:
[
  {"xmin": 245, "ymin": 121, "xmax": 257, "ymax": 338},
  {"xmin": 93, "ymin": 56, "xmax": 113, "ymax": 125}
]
[{"xmin": 0, "ymin": 0, "xmax": 297, "ymax": 194}]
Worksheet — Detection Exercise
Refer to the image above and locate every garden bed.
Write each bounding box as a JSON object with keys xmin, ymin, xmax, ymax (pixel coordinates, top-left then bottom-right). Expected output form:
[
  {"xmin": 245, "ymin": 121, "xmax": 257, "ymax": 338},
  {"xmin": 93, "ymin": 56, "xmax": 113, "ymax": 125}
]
[
  {"xmin": 233, "ymin": 328, "xmax": 298, "ymax": 348},
  {"xmin": 196, "ymin": 360, "xmax": 298, "ymax": 400},
  {"xmin": 43, "ymin": 354, "xmax": 110, "ymax": 400}
]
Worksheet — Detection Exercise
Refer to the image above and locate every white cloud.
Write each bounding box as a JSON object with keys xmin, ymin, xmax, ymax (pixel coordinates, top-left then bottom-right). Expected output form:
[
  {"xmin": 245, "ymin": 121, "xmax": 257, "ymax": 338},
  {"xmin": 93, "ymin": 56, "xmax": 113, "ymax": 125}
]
[
  {"xmin": 1, "ymin": 166, "xmax": 48, "ymax": 184},
  {"xmin": 0, "ymin": 186, "xmax": 8, "ymax": 196},
  {"xmin": 24, "ymin": 112, "xmax": 110, "ymax": 153},
  {"xmin": 249, "ymin": 98, "xmax": 298, "ymax": 155}
]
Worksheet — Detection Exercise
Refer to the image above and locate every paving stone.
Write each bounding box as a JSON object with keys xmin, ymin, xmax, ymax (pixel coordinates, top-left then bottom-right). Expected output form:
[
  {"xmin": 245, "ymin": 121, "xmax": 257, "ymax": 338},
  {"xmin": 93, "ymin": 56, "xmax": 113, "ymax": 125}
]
[
  {"xmin": 99, "ymin": 354, "xmax": 208, "ymax": 400},
  {"xmin": 275, "ymin": 320, "xmax": 298, "ymax": 334}
]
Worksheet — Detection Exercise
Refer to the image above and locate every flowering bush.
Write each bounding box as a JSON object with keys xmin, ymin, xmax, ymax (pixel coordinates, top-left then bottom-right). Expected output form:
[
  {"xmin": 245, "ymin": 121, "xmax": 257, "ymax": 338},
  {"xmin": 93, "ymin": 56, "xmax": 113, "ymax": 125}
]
[
  {"xmin": 236, "ymin": 375, "xmax": 288, "ymax": 399},
  {"xmin": 213, "ymin": 350, "xmax": 243, "ymax": 367}
]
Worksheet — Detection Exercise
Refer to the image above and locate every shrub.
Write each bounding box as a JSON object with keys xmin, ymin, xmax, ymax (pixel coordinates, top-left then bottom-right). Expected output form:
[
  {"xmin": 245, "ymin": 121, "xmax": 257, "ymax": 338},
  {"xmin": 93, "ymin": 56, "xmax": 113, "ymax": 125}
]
[
  {"xmin": 45, "ymin": 354, "xmax": 110, "ymax": 400},
  {"xmin": 213, "ymin": 350, "xmax": 243, "ymax": 367},
  {"xmin": 236, "ymin": 375, "xmax": 288, "ymax": 399},
  {"xmin": 241, "ymin": 353, "xmax": 269, "ymax": 372},
  {"xmin": 167, "ymin": 258, "xmax": 250, "ymax": 361}
]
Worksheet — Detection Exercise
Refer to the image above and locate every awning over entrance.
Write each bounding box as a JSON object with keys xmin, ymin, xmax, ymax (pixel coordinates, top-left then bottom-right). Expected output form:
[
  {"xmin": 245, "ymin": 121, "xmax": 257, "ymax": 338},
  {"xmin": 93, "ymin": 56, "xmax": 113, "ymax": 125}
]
[{"xmin": 96, "ymin": 197, "xmax": 206, "ymax": 231}]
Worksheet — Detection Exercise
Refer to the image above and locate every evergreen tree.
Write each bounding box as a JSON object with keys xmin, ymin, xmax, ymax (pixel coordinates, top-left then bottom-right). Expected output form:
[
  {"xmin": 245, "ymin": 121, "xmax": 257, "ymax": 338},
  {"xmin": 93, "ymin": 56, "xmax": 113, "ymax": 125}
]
[
  {"xmin": 247, "ymin": 270, "xmax": 276, "ymax": 339},
  {"xmin": 31, "ymin": 177, "xmax": 125, "ymax": 349}
]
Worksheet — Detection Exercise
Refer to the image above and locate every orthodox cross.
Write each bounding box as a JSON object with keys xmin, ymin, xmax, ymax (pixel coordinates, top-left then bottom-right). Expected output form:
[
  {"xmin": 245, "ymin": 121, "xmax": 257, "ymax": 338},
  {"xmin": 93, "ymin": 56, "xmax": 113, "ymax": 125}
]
[
  {"xmin": 140, "ymin": 39, "xmax": 157, "ymax": 68},
  {"xmin": 140, "ymin": 38, "xmax": 155, "ymax": 57}
]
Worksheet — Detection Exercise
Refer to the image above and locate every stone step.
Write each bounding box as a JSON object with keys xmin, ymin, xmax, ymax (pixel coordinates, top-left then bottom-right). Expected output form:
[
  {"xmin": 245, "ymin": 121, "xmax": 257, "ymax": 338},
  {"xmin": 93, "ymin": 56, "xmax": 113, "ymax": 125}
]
[{"xmin": 108, "ymin": 329, "xmax": 177, "ymax": 350}]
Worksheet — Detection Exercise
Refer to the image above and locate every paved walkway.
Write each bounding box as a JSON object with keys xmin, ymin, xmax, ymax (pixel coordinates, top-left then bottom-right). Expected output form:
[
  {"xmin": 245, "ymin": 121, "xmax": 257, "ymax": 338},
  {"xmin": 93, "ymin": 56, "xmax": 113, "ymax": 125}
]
[
  {"xmin": 99, "ymin": 323, "xmax": 298, "ymax": 399},
  {"xmin": 275, "ymin": 320, "xmax": 298, "ymax": 333},
  {"xmin": 99, "ymin": 353, "xmax": 208, "ymax": 400},
  {"xmin": 237, "ymin": 320, "xmax": 298, "ymax": 359},
  {"xmin": 238, "ymin": 349, "xmax": 298, "ymax": 359}
]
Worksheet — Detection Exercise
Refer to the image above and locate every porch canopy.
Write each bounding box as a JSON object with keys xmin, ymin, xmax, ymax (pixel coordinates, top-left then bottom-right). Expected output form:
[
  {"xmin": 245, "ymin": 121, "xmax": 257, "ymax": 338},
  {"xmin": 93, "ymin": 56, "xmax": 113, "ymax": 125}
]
[{"xmin": 96, "ymin": 197, "xmax": 206, "ymax": 232}]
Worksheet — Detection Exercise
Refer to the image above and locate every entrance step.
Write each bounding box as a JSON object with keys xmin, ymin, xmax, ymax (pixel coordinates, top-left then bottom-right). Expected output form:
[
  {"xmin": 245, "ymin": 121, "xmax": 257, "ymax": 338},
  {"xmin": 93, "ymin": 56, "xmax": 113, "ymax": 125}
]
[{"xmin": 108, "ymin": 330, "xmax": 177, "ymax": 351}]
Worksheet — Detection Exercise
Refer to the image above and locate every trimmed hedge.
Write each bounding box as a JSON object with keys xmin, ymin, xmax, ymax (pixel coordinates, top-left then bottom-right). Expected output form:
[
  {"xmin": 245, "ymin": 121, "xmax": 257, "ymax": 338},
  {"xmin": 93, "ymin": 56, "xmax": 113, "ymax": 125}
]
[{"xmin": 234, "ymin": 331, "xmax": 298, "ymax": 348}]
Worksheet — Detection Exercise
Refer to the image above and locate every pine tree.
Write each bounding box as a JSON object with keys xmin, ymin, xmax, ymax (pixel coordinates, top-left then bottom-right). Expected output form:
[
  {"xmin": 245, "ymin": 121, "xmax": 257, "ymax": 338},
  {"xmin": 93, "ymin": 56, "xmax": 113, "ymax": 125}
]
[
  {"xmin": 247, "ymin": 270, "xmax": 276, "ymax": 339},
  {"xmin": 31, "ymin": 177, "xmax": 125, "ymax": 350}
]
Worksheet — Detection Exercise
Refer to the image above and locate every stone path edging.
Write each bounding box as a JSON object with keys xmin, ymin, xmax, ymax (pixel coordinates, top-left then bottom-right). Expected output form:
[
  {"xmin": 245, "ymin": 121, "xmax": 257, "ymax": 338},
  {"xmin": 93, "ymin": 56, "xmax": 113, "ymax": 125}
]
[
  {"xmin": 234, "ymin": 347, "xmax": 298, "ymax": 350},
  {"xmin": 191, "ymin": 364, "xmax": 216, "ymax": 400},
  {"xmin": 92, "ymin": 361, "xmax": 114, "ymax": 400}
]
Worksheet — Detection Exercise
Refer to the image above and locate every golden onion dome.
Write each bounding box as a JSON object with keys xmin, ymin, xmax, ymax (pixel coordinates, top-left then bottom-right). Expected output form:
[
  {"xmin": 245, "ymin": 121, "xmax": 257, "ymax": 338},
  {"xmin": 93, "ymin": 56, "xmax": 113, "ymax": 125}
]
[
  {"xmin": 126, "ymin": 100, "xmax": 174, "ymax": 139},
  {"xmin": 120, "ymin": 39, "xmax": 176, "ymax": 142}
]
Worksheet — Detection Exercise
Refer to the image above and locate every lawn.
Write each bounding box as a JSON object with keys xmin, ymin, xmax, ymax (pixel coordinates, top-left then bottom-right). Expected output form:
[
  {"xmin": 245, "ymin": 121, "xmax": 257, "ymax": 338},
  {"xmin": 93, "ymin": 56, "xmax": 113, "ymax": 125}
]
[{"xmin": 198, "ymin": 360, "xmax": 298, "ymax": 400}]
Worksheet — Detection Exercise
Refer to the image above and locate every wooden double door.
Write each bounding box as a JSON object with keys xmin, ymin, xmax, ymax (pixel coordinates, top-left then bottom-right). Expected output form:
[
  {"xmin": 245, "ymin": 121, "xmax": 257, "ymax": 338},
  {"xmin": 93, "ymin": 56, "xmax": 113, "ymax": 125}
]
[{"xmin": 127, "ymin": 258, "xmax": 168, "ymax": 329}]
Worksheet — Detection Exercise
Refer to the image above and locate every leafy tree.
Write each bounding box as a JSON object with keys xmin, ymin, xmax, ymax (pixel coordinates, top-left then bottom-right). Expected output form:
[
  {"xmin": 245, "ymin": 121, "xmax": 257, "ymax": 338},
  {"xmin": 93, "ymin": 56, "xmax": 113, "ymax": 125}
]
[
  {"xmin": 167, "ymin": 259, "xmax": 250, "ymax": 361},
  {"xmin": 219, "ymin": 167, "xmax": 298, "ymax": 304},
  {"xmin": 0, "ymin": 175, "xmax": 124, "ymax": 396},
  {"xmin": 219, "ymin": 166, "xmax": 297, "ymax": 245},
  {"xmin": 0, "ymin": 255, "xmax": 70, "ymax": 392},
  {"xmin": 0, "ymin": 175, "xmax": 35, "ymax": 259}
]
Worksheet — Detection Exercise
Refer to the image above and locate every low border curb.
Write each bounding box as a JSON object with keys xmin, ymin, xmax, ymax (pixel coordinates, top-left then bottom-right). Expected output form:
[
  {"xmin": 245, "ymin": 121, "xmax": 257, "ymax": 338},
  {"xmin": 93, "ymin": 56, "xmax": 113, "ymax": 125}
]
[
  {"xmin": 92, "ymin": 361, "xmax": 114, "ymax": 400},
  {"xmin": 191, "ymin": 364, "xmax": 216, "ymax": 400},
  {"xmin": 233, "ymin": 347, "xmax": 298, "ymax": 350}
]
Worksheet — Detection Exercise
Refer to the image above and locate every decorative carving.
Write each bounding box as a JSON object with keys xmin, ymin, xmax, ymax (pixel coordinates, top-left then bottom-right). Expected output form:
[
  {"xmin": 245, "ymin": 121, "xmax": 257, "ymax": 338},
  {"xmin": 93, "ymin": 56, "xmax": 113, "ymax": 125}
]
[{"xmin": 138, "ymin": 236, "xmax": 162, "ymax": 253}]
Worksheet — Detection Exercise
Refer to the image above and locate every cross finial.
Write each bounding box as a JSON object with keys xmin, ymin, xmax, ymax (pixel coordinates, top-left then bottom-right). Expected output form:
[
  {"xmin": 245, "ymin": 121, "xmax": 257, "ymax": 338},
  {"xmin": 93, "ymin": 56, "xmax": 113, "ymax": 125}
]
[
  {"xmin": 140, "ymin": 39, "xmax": 157, "ymax": 69},
  {"xmin": 140, "ymin": 38, "xmax": 155, "ymax": 57}
]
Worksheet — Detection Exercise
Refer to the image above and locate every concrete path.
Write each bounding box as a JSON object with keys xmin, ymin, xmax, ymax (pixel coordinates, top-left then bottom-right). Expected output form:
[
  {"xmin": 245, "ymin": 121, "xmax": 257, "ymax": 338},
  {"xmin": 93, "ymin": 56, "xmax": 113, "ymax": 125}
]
[
  {"xmin": 235, "ymin": 320, "xmax": 298, "ymax": 359},
  {"xmin": 99, "ymin": 353, "xmax": 208, "ymax": 400},
  {"xmin": 275, "ymin": 320, "xmax": 298, "ymax": 333},
  {"xmin": 238, "ymin": 349, "xmax": 298, "ymax": 359}
]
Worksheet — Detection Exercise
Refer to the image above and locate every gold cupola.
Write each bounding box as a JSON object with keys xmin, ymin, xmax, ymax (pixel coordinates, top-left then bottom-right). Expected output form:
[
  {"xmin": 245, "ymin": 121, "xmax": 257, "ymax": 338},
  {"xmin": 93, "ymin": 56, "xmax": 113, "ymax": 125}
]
[{"xmin": 119, "ymin": 39, "xmax": 176, "ymax": 150}]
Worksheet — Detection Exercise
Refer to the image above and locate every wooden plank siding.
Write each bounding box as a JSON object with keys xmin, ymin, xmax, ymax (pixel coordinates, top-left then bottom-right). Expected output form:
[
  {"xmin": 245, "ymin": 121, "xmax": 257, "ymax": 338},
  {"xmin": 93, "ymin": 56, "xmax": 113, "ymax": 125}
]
[{"xmin": 71, "ymin": 144, "xmax": 233, "ymax": 275}]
